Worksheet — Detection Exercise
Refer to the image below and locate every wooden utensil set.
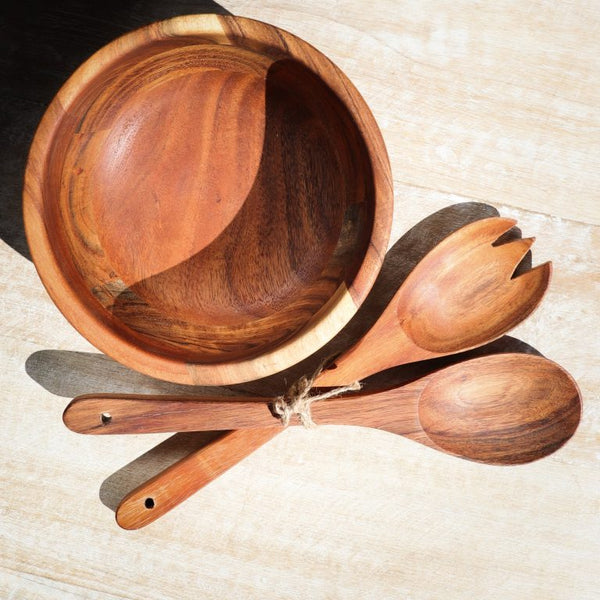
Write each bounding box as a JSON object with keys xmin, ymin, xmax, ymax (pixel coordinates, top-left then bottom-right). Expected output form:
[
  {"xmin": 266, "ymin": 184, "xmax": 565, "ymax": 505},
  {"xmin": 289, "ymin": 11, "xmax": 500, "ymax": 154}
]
[
  {"xmin": 62, "ymin": 216, "xmax": 581, "ymax": 529},
  {"xmin": 23, "ymin": 15, "xmax": 580, "ymax": 530}
]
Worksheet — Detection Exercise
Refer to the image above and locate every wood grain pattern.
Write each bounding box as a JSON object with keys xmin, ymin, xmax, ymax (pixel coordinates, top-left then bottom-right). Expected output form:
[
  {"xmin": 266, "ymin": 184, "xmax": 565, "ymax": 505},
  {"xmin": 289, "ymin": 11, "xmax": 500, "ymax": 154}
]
[
  {"xmin": 63, "ymin": 394, "xmax": 279, "ymax": 434},
  {"xmin": 63, "ymin": 354, "xmax": 581, "ymax": 468},
  {"xmin": 416, "ymin": 355, "xmax": 581, "ymax": 465},
  {"xmin": 23, "ymin": 14, "xmax": 393, "ymax": 385}
]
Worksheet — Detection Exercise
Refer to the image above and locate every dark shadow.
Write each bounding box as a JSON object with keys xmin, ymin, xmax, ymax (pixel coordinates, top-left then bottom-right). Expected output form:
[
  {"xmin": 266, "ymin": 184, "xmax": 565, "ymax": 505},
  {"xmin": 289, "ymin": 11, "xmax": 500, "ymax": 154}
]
[
  {"xmin": 0, "ymin": 0, "xmax": 232, "ymax": 259},
  {"xmin": 25, "ymin": 349, "xmax": 239, "ymax": 398}
]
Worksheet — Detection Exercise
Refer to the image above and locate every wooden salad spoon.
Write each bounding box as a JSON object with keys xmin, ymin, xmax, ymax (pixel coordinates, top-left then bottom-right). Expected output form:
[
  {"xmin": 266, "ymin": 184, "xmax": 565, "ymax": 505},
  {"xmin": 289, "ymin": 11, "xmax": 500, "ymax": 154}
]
[
  {"xmin": 64, "ymin": 353, "xmax": 581, "ymax": 453},
  {"xmin": 99, "ymin": 353, "xmax": 580, "ymax": 529}
]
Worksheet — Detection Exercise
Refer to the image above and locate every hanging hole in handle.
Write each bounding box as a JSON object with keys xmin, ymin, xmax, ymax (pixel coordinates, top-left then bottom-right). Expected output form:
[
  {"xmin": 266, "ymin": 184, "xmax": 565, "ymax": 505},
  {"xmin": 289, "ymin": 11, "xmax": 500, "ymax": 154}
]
[
  {"xmin": 145, "ymin": 498, "xmax": 155, "ymax": 509},
  {"xmin": 101, "ymin": 412, "xmax": 112, "ymax": 425}
]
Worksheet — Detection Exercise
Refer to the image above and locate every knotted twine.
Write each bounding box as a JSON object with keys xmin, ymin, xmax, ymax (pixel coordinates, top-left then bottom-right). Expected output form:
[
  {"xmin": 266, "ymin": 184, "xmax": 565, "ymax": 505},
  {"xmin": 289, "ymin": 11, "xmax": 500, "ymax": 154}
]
[{"xmin": 270, "ymin": 361, "xmax": 361, "ymax": 428}]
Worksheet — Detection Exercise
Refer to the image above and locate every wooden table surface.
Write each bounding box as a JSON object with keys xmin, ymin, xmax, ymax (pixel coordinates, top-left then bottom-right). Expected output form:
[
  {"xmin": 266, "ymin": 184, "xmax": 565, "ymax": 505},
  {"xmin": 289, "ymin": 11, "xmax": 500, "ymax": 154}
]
[{"xmin": 1, "ymin": 1, "xmax": 599, "ymax": 598}]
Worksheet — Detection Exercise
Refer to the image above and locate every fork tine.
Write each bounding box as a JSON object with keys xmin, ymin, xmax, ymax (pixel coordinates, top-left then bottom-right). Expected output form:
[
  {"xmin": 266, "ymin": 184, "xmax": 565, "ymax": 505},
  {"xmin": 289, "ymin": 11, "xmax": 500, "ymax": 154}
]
[
  {"xmin": 493, "ymin": 237, "xmax": 536, "ymax": 274},
  {"xmin": 439, "ymin": 217, "xmax": 518, "ymax": 255},
  {"xmin": 512, "ymin": 260, "xmax": 552, "ymax": 288},
  {"xmin": 476, "ymin": 217, "xmax": 518, "ymax": 245},
  {"xmin": 508, "ymin": 261, "xmax": 552, "ymax": 320}
]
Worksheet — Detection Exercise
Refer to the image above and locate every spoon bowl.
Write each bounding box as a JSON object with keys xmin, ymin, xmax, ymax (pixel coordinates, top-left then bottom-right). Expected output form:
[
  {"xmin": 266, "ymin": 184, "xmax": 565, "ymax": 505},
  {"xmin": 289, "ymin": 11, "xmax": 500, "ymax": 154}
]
[{"xmin": 416, "ymin": 354, "xmax": 581, "ymax": 464}]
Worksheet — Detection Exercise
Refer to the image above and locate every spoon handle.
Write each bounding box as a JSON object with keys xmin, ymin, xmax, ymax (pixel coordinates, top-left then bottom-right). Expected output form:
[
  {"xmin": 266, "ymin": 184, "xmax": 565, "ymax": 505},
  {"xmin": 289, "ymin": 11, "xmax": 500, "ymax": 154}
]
[
  {"xmin": 63, "ymin": 388, "xmax": 412, "ymax": 434},
  {"xmin": 116, "ymin": 428, "xmax": 281, "ymax": 529},
  {"xmin": 63, "ymin": 394, "xmax": 280, "ymax": 434}
]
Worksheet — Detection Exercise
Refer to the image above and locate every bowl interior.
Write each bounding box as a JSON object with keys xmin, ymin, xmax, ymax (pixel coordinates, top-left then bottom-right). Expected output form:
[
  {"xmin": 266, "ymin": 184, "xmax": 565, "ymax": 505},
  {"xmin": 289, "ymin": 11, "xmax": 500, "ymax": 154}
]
[{"xmin": 37, "ymin": 29, "xmax": 379, "ymax": 370}]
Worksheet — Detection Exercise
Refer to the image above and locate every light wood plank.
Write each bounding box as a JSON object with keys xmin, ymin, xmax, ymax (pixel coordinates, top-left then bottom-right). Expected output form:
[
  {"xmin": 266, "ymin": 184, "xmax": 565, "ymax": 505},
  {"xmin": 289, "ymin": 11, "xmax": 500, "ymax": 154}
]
[{"xmin": 2, "ymin": 2, "xmax": 599, "ymax": 599}]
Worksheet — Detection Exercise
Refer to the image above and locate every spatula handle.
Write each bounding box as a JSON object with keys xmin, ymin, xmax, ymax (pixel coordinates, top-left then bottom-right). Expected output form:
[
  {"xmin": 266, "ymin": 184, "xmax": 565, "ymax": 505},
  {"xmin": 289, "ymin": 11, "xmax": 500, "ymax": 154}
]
[{"xmin": 116, "ymin": 427, "xmax": 281, "ymax": 529}]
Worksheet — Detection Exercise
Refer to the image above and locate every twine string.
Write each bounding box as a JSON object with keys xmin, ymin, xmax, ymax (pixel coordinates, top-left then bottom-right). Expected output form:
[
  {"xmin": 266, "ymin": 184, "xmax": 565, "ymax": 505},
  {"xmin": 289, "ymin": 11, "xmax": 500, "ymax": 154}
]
[{"xmin": 271, "ymin": 362, "xmax": 361, "ymax": 428}]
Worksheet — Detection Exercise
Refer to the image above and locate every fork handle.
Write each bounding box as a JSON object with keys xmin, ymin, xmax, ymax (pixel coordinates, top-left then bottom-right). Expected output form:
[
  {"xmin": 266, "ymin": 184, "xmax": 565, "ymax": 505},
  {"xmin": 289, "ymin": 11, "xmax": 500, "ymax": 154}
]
[{"xmin": 116, "ymin": 428, "xmax": 281, "ymax": 529}]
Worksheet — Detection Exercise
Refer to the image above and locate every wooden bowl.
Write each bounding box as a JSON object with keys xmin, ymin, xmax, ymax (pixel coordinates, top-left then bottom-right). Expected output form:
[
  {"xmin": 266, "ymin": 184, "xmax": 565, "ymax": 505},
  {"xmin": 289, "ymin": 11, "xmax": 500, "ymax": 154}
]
[{"xmin": 24, "ymin": 15, "xmax": 392, "ymax": 385}]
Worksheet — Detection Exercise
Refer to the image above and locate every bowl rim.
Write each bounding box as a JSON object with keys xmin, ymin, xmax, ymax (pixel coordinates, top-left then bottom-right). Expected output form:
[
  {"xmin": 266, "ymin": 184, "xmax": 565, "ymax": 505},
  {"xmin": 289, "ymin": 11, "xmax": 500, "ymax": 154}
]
[{"xmin": 23, "ymin": 14, "xmax": 393, "ymax": 385}]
